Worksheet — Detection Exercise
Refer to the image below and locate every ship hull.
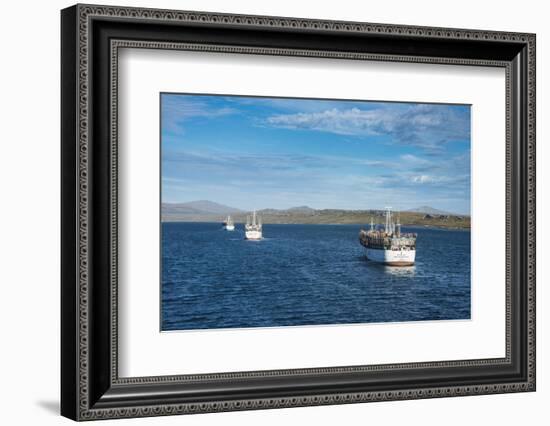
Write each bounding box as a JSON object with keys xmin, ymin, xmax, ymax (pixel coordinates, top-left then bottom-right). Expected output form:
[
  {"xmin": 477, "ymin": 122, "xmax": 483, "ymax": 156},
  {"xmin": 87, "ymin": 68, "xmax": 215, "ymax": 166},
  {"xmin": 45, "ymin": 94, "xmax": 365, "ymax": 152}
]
[
  {"xmin": 365, "ymin": 248, "xmax": 415, "ymax": 266},
  {"xmin": 224, "ymin": 225, "xmax": 235, "ymax": 231},
  {"xmin": 245, "ymin": 230, "xmax": 262, "ymax": 240}
]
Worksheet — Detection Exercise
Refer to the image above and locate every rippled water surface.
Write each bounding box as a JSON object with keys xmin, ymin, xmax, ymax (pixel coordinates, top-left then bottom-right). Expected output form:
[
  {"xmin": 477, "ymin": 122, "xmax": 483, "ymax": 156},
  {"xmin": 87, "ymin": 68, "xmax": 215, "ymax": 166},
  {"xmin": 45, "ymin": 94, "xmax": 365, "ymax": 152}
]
[{"xmin": 161, "ymin": 222, "xmax": 470, "ymax": 331}]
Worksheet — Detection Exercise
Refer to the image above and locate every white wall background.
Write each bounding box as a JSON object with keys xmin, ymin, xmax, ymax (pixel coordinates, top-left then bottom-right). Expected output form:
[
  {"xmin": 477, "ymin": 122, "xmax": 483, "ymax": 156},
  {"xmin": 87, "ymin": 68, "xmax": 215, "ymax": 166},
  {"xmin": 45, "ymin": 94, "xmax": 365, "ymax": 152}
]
[{"xmin": 0, "ymin": 0, "xmax": 546, "ymax": 424}]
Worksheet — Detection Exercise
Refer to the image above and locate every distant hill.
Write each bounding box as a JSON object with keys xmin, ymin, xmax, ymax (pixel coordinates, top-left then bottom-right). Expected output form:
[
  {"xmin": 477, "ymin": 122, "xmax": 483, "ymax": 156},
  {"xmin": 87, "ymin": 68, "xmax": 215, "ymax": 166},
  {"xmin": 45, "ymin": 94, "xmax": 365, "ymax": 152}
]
[
  {"xmin": 258, "ymin": 206, "xmax": 316, "ymax": 216},
  {"xmin": 286, "ymin": 206, "xmax": 316, "ymax": 213},
  {"xmin": 172, "ymin": 200, "xmax": 243, "ymax": 214},
  {"xmin": 162, "ymin": 200, "xmax": 243, "ymax": 221},
  {"xmin": 162, "ymin": 201, "xmax": 470, "ymax": 229},
  {"xmin": 407, "ymin": 206, "xmax": 466, "ymax": 216}
]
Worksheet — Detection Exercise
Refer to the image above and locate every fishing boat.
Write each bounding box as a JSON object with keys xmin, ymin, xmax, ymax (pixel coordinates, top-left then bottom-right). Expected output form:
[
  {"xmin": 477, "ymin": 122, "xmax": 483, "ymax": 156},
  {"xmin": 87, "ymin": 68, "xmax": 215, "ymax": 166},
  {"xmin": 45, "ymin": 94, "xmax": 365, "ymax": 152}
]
[
  {"xmin": 245, "ymin": 210, "xmax": 262, "ymax": 240},
  {"xmin": 359, "ymin": 207, "xmax": 417, "ymax": 266},
  {"xmin": 222, "ymin": 215, "xmax": 235, "ymax": 231}
]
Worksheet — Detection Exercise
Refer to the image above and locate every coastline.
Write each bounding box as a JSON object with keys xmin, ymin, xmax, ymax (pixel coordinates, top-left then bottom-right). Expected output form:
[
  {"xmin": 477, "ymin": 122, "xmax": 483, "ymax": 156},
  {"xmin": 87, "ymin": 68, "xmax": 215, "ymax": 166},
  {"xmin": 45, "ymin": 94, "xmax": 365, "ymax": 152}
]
[{"xmin": 161, "ymin": 220, "xmax": 470, "ymax": 230}]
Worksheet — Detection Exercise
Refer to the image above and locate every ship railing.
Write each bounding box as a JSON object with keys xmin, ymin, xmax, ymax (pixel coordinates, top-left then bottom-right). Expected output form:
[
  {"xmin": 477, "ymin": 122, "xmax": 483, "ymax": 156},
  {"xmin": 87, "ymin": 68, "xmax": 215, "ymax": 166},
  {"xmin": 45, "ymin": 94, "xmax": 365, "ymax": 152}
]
[{"xmin": 390, "ymin": 245, "xmax": 415, "ymax": 250}]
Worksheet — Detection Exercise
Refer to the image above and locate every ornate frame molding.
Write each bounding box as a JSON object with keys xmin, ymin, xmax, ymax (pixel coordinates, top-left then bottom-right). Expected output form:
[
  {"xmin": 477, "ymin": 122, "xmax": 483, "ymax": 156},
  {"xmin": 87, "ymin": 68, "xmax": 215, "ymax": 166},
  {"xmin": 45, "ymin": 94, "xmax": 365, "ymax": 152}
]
[{"xmin": 61, "ymin": 4, "xmax": 535, "ymax": 421}]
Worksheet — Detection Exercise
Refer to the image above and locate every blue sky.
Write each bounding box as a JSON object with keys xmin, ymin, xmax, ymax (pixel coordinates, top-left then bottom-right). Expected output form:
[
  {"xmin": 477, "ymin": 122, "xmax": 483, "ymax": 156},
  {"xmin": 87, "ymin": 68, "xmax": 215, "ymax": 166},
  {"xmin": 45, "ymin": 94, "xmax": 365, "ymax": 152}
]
[{"xmin": 161, "ymin": 94, "xmax": 471, "ymax": 215}]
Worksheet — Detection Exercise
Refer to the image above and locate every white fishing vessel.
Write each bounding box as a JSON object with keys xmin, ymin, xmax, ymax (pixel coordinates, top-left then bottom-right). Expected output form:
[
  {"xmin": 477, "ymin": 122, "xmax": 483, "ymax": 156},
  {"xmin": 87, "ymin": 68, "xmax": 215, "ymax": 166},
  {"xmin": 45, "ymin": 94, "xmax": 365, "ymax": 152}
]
[
  {"xmin": 245, "ymin": 210, "xmax": 262, "ymax": 240},
  {"xmin": 222, "ymin": 215, "xmax": 235, "ymax": 231},
  {"xmin": 359, "ymin": 207, "xmax": 417, "ymax": 266}
]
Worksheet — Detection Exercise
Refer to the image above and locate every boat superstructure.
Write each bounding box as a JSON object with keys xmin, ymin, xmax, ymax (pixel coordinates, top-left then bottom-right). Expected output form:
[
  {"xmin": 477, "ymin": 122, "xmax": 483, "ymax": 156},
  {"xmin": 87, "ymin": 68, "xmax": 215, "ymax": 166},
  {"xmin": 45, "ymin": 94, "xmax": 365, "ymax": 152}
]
[
  {"xmin": 359, "ymin": 207, "xmax": 416, "ymax": 266},
  {"xmin": 245, "ymin": 210, "xmax": 262, "ymax": 240},
  {"xmin": 222, "ymin": 215, "xmax": 235, "ymax": 231}
]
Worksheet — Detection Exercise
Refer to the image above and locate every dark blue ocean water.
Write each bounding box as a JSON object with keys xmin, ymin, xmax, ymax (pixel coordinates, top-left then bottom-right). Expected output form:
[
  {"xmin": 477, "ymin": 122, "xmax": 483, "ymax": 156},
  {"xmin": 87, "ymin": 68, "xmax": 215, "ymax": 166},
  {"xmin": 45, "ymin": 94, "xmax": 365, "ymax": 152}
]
[{"xmin": 161, "ymin": 222, "xmax": 471, "ymax": 331}]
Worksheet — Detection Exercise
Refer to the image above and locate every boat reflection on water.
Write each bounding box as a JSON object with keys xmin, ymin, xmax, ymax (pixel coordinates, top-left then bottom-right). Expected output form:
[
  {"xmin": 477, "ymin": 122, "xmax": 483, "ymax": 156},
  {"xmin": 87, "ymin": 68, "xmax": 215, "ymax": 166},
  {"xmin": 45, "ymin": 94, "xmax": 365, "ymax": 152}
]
[
  {"xmin": 361, "ymin": 256, "xmax": 417, "ymax": 277},
  {"xmin": 383, "ymin": 265, "xmax": 416, "ymax": 277}
]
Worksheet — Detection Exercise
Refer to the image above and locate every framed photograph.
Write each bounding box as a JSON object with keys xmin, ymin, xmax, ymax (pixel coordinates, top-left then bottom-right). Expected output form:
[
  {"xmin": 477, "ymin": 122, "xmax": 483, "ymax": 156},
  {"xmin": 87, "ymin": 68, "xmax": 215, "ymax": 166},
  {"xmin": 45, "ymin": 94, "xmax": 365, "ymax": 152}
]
[{"xmin": 61, "ymin": 4, "xmax": 536, "ymax": 421}]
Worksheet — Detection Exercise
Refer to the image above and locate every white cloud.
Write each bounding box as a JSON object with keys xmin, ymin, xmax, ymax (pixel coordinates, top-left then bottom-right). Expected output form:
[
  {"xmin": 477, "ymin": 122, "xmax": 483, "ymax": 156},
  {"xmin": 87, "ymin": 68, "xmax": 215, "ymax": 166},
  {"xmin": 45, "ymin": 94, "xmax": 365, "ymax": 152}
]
[
  {"xmin": 412, "ymin": 175, "xmax": 437, "ymax": 184},
  {"xmin": 267, "ymin": 107, "xmax": 387, "ymax": 136},
  {"xmin": 162, "ymin": 96, "xmax": 236, "ymax": 134},
  {"xmin": 265, "ymin": 104, "xmax": 470, "ymax": 151}
]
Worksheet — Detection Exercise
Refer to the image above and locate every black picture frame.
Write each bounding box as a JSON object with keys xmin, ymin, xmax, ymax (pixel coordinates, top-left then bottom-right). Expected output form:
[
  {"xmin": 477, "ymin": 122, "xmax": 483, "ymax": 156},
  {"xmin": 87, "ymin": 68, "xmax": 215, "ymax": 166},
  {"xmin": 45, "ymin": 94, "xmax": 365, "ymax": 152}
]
[{"xmin": 61, "ymin": 4, "xmax": 536, "ymax": 421}]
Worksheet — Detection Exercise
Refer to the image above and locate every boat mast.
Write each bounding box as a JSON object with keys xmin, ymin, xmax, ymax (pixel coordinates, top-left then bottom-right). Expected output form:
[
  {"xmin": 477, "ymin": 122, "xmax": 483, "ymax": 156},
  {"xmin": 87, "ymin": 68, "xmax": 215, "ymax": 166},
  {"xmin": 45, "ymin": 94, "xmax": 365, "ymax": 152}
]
[
  {"xmin": 385, "ymin": 206, "xmax": 393, "ymax": 235},
  {"xmin": 396, "ymin": 212, "xmax": 401, "ymax": 237},
  {"xmin": 370, "ymin": 217, "xmax": 374, "ymax": 231}
]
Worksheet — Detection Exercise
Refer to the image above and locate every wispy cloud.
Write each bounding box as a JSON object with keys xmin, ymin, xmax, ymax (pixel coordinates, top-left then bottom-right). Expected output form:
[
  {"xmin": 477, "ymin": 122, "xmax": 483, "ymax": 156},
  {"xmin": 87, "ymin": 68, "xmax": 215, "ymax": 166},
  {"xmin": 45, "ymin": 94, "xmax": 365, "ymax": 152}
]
[
  {"xmin": 162, "ymin": 149, "xmax": 469, "ymax": 192},
  {"xmin": 163, "ymin": 151, "xmax": 331, "ymax": 173},
  {"xmin": 412, "ymin": 175, "xmax": 439, "ymax": 184},
  {"xmin": 162, "ymin": 95, "xmax": 236, "ymax": 134},
  {"xmin": 265, "ymin": 104, "xmax": 470, "ymax": 151}
]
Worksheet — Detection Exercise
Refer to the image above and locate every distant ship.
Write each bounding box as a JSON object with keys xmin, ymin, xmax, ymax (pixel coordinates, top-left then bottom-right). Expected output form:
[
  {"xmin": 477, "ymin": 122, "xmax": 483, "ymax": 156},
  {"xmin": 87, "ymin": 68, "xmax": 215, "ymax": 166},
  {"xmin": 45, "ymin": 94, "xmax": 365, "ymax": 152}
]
[
  {"xmin": 245, "ymin": 210, "xmax": 262, "ymax": 240},
  {"xmin": 359, "ymin": 207, "xmax": 416, "ymax": 266},
  {"xmin": 222, "ymin": 215, "xmax": 235, "ymax": 231}
]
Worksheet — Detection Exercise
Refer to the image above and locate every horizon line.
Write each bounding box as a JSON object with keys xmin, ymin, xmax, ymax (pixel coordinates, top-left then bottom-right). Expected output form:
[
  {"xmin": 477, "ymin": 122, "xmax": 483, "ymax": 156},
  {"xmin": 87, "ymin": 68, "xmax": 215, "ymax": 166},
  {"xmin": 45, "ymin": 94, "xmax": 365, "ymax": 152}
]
[{"xmin": 161, "ymin": 200, "xmax": 470, "ymax": 216}]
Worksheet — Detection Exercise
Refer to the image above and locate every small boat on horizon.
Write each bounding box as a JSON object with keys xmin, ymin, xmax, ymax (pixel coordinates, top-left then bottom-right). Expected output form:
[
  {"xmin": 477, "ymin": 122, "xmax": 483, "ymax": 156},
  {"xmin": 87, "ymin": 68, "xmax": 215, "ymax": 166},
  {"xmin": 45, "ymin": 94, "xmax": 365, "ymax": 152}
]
[
  {"xmin": 222, "ymin": 215, "xmax": 235, "ymax": 231},
  {"xmin": 245, "ymin": 210, "xmax": 262, "ymax": 240}
]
